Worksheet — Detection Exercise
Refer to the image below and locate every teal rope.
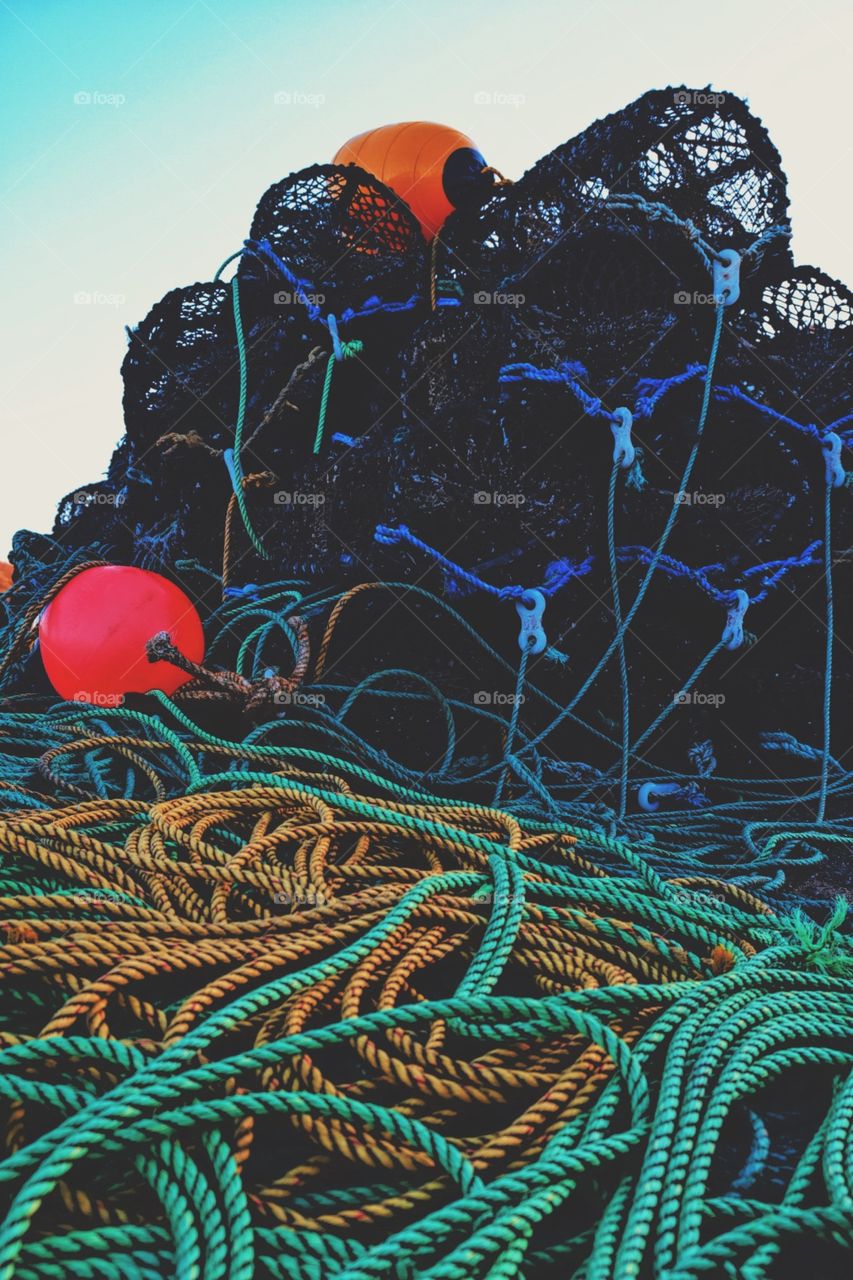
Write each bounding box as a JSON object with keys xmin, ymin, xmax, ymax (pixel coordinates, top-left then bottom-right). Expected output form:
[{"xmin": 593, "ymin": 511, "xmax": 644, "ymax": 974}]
[
  {"xmin": 214, "ymin": 248, "xmax": 245, "ymax": 282},
  {"xmin": 313, "ymin": 340, "xmax": 363, "ymax": 455},
  {"xmin": 627, "ymin": 639, "xmax": 727, "ymax": 767},
  {"xmin": 518, "ymin": 300, "xmax": 727, "ymax": 762},
  {"xmin": 608, "ymin": 462, "xmax": 630, "ymax": 824},
  {"xmin": 230, "ymin": 275, "xmax": 269, "ymax": 558},
  {"xmin": 817, "ymin": 481, "xmax": 833, "ymax": 824},
  {"xmin": 493, "ymin": 641, "xmax": 531, "ymax": 807}
]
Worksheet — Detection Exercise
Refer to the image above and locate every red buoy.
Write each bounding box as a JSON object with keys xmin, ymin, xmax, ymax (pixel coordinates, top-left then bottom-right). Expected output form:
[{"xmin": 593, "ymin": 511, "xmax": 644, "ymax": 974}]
[{"xmin": 39, "ymin": 566, "xmax": 204, "ymax": 705}]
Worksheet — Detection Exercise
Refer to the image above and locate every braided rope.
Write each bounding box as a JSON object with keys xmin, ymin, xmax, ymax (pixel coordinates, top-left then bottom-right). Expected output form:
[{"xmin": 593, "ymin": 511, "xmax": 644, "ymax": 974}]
[{"xmin": 0, "ymin": 748, "xmax": 849, "ymax": 1278}]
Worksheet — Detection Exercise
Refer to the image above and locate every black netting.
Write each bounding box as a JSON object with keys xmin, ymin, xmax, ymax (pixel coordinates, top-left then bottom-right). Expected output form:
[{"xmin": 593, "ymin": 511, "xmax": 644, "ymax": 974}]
[
  {"xmin": 436, "ymin": 86, "xmax": 790, "ymax": 291},
  {"xmin": 6, "ymin": 84, "xmax": 851, "ymax": 781},
  {"xmin": 242, "ymin": 163, "xmax": 424, "ymax": 316}
]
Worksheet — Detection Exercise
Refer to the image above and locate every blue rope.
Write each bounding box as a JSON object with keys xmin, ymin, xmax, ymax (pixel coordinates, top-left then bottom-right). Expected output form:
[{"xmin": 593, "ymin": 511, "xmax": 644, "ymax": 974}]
[
  {"xmin": 375, "ymin": 525, "xmax": 521, "ymax": 598},
  {"xmin": 634, "ymin": 365, "xmax": 706, "ymax": 418},
  {"xmin": 741, "ymin": 542, "xmax": 823, "ymax": 604},
  {"xmin": 501, "ymin": 355, "xmax": 853, "ymax": 469},
  {"xmin": 250, "ymin": 239, "xmax": 421, "ymax": 327},
  {"xmin": 375, "ymin": 525, "xmax": 593, "ymax": 600},
  {"xmin": 714, "ymin": 385, "xmax": 823, "ymax": 441},
  {"xmin": 250, "ymin": 240, "xmax": 325, "ymax": 322},
  {"xmin": 499, "ymin": 361, "xmax": 614, "ymax": 421},
  {"xmin": 375, "ymin": 525, "xmax": 822, "ymax": 613},
  {"xmin": 338, "ymin": 293, "xmax": 421, "ymax": 323}
]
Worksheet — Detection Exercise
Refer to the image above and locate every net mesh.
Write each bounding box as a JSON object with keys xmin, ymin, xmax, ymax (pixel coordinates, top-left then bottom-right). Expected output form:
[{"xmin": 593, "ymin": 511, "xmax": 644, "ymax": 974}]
[
  {"xmin": 4, "ymin": 84, "xmax": 851, "ymax": 802},
  {"xmin": 1, "ymin": 85, "xmax": 852, "ymax": 1280}
]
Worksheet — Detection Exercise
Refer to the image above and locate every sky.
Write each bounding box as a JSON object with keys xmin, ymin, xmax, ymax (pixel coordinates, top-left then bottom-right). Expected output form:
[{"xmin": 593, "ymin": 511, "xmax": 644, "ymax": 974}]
[{"xmin": 1, "ymin": 0, "xmax": 852, "ymax": 556}]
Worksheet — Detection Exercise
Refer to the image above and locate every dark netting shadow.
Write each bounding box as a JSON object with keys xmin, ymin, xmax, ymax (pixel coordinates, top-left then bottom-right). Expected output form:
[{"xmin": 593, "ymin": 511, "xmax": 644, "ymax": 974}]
[
  {"xmin": 240, "ymin": 163, "xmax": 426, "ymax": 321},
  {"xmin": 1, "ymin": 84, "xmax": 846, "ymax": 786}
]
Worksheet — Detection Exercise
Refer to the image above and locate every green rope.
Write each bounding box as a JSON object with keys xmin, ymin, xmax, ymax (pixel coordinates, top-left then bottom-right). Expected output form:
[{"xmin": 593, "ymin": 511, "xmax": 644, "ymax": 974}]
[
  {"xmin": 817, "ymin": 480, "xmax": 834, "ymax": 823},
  {"xmin": 230, "ymin": 275, "xmax": 269, "ymax": 558},
  {"xmin": 313, "ymin": 340, "xmax": 363, "ymax": 455},
  {"xmin": 608, "ymin": 461, "xmax": 630, "ymax": 824}
]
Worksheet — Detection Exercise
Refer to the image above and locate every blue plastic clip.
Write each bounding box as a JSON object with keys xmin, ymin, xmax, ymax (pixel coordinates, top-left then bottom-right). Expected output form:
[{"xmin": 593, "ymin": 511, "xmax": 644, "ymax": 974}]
[
  {"xmin": 223, "ymin": 448, "xmax": 238, "ymax": 494},
  {"xmin": 722, "ymin": 589, "xmax": 749, "ymax": 650},
  {"xmin": 821, "ymin": 432, "xmax": 845, "ymax": 487},
  {"xmin": 638, "ymin": 781, "xmax": 682, "ymax": 812},
  {"xmin": 610, "ymin": 407, "xmax": 635, "ymax": 469},
  {"xmin": 516, "ymin": 589, "xmax": 547, "ymax": 655},
  {"xmin": 327, "ymin": 313, "xmax": 343, "ymax": 361},
  {"xmin": 712, "ymin": 248, "xmax": 741, "ymax": 306}
]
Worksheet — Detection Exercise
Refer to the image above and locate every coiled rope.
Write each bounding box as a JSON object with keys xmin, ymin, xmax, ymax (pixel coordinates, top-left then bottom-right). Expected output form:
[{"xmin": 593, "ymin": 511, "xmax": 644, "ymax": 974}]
[{"xmin": 1, "ymin": 733, "xmax": 850, "ymax": 1279}]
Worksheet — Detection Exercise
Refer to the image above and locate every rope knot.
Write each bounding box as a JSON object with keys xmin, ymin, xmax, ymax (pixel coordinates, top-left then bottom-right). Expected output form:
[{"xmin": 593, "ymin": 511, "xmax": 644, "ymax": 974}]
[
  {"xmin": 375, "ymin": 524, "xmax": 406, "ymax": 546},
  {"xmin": 146, "ymin": 631, "xmax": 181, "ymax": 666},
  {"xmin": 722, "ymin": 589, "xmax": 750, "ymax": 650},
  {"xmin": 146, "ymin": 619, "xmax": 311, "ymax": 712},
  {"xmin": 156, "ymin": 430, "xmax": 219, "ymax": 459}
]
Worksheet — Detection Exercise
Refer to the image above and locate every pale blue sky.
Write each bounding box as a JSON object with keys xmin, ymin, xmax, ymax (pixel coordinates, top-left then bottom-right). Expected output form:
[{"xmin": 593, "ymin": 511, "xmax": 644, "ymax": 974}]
[{"xmin": 2, "ymin": 0, "xmax": 852, "ymax": 555}]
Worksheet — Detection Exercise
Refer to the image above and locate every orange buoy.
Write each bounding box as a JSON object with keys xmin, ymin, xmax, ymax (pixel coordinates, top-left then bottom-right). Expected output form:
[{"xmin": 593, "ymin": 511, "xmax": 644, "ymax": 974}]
[
  {"xmin": 334, "ymin": 122, "xmax": 493, "ymax": 239},
  {"xmin": 0, "ymin": 562, "xmax": 12, "ymax": 593}
]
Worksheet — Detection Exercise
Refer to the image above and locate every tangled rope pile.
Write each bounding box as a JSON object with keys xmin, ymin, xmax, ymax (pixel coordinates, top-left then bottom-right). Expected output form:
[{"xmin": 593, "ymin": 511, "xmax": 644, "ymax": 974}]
[
  {"xmin": 1, "ymin": 571, "xmax": 850, "ymax": 908},
  {"xmin": 1, "ymin": 739, "xmax": 851, "ymax": 1278},
  {"xmin": 2, "ymin": 84, "xmax": 853, "ymax": 1276}
]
